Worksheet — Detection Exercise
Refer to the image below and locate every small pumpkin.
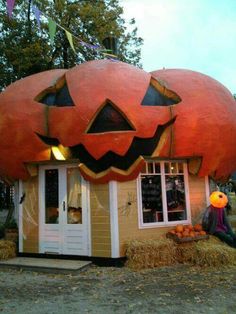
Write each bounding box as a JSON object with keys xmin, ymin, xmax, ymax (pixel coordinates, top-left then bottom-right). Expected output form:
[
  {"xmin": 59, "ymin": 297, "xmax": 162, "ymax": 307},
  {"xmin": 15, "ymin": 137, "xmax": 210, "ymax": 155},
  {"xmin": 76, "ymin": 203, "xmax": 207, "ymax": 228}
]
[
  {"xmin": 183, "ymin": 226, "xmax": 191, "ymax": 233},
  {"xmin": 189, "ymin": 231, "xmax": 196, "ymax": 238},
  {"xmin": 186, "ymin": 224, "xmax": 193, "ymax": 231},
  {"xmin": 182, "ymin": 230, "xmax": 190, "ymax": 237},
  {"xmin": 175, "ymin": 224, "xmax": 184, "ymax": 233},
  {"xmin": 194, "ymin": 224, "xmax": 202, "ymax": 232},
  {"xmin": 176, "ymin": 232, "xmax": 183, "ymax": 238},
  {"xmin": 209, "ymin": 191, "xmax": 228, "ymax": 208},
  {"xmin": 200, "ymin": 230, "xmax": 206, "ymax": 236}
]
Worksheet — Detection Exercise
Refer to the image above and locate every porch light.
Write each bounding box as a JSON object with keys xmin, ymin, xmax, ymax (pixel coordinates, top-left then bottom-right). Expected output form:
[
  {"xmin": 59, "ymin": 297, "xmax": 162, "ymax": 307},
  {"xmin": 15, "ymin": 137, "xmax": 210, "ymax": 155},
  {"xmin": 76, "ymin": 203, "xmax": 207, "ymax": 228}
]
[{"xmin": 51, "ymin": 146, "xmax": 66, "ymax": 160}]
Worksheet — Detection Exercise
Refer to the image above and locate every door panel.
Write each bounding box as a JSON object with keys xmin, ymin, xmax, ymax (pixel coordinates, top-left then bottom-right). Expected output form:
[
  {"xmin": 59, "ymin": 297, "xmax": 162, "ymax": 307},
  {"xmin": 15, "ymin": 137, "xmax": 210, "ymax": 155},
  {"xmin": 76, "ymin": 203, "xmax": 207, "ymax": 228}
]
[
  {"xmin": 40, "ymin": 225, "xmax": 61, "ymax": 254},
  {"xmin": 39, "ymin": 165, "xmax": 89, "ymax": 256}
]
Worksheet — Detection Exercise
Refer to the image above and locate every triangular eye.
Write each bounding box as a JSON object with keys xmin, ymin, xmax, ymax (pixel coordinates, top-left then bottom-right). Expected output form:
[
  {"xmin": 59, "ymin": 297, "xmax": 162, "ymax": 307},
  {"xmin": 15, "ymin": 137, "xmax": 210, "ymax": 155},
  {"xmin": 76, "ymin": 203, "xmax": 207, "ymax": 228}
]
[
  {"xmin": 141, "ymin": 79, "xmax": 181, "ymax": 106},
  {"xmin": 35, "ymin": 76, "xmax": 74, "ymax": 107},
  {"xmin": 87, "ymin": 101, "xmax": 135, "ymax": 133}
]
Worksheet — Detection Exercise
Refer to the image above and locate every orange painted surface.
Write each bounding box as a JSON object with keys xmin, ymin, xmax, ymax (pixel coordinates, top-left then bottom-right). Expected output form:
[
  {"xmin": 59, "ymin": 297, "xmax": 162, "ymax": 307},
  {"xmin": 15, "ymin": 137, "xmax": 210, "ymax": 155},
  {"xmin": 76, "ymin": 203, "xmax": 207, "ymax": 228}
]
[
  {"xmin": 0, "ymin": 61, "xmax": 236, "ymax": 182},
  {"xmin": 151, "ymin": 69, "xmax": 236, "ymax": 180},
  {"xmin": 48, "ymin": 61, "xmax": 171, "ymax": 157},
  {"xmin": 0, "ymin": 69, "xmax": 67, "ymax": 180}
]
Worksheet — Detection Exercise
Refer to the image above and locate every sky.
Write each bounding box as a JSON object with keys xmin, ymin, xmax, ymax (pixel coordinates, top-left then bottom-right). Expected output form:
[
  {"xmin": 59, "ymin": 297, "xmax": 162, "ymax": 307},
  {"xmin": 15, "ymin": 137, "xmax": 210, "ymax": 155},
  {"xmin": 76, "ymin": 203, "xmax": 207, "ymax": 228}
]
[{"xmin": 121, "ymin": 0, "xmax": 236, "ymax": 94}]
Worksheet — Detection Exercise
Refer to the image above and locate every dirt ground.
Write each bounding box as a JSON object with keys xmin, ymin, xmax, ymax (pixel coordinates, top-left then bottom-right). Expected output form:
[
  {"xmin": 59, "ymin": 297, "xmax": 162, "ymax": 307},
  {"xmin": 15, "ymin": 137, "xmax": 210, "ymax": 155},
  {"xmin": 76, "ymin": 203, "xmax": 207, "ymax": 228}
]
[{"xmin": 0, "ymin": 264, "xmax": 236, "ymax": 314}]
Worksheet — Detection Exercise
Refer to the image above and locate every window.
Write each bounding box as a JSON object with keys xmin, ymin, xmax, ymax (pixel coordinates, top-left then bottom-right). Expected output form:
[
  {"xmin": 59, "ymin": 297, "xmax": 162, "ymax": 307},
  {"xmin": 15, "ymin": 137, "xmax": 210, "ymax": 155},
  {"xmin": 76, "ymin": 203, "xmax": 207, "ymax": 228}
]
[
  {"xmin": 36, "ymin": 79, "xmax": 74, "ymax": 107},
  {"xmin": 45, "ymin": 169, "xmax": 59, "ymax": 224},
  {"xmin": 138, "ymin": 161, "xmax": 189, "ymax": 226},
  {"xmin": 67, "ymin": 168, "xmax": 82, "ymax": 224},
  {"xmin": 87, "ymin": 101, "xmax": 134, "ymax": 133}
]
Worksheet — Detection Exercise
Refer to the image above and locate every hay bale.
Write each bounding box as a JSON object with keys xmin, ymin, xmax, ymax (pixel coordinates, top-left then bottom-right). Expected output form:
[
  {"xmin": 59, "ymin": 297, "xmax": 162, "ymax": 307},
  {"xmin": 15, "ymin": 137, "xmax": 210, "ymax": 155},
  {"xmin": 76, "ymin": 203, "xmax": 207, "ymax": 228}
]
[
  {"xmin": 126, "ymin": 237, "xmax": 177, "ymax": 270},
  {"xmin": 0, "ymin": 240, "xmax": 16, "ymax": 260},
  {"xmin": 176, "ymin": 236, "xmax": 236, "ymax": 267},
  {"xmin": 125, "ymin": 236, "xmax": 236, "ymax": 270}
]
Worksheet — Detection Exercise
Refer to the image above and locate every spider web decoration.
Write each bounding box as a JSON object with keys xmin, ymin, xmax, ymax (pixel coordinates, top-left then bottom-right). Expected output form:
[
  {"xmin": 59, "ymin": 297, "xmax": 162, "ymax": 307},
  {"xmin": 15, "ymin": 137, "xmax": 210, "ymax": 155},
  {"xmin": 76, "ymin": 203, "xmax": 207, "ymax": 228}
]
[{"xmin": 118, "ymin": 192, "xmax": 137, "ymax": 216}]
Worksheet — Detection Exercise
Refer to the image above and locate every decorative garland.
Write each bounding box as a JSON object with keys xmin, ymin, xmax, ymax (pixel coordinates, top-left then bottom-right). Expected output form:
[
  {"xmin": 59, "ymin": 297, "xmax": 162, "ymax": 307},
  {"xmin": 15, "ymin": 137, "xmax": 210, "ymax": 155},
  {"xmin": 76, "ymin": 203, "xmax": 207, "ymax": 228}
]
[{"xmin": 6, "ymin": 0, "xmax": 118, "ymax": 60}]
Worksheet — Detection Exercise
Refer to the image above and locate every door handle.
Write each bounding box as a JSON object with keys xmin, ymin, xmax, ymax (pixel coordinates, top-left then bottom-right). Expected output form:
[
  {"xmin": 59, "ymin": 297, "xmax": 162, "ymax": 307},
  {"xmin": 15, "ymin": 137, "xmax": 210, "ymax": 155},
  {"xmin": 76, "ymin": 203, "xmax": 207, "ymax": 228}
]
[{"xmin": 63, "ymin": 201, "xmax": 66, "ymax": 211}]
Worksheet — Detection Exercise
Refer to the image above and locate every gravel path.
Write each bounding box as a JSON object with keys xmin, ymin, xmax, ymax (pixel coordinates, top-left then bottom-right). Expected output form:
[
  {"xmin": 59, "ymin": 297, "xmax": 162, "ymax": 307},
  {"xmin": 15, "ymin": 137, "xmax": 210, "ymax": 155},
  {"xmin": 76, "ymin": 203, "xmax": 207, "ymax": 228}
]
[{"xmin": 0, "ymin": 264, "xmax": 236, "ymax": 313}]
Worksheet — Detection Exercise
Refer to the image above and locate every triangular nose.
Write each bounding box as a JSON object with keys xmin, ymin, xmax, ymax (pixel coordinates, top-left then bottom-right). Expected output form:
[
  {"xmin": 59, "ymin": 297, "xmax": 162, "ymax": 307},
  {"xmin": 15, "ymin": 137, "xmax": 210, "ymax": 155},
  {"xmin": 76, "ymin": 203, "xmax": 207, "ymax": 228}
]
[{"xmin": 87, "ymin": 101, "xmax": 134, "ymax": 133}]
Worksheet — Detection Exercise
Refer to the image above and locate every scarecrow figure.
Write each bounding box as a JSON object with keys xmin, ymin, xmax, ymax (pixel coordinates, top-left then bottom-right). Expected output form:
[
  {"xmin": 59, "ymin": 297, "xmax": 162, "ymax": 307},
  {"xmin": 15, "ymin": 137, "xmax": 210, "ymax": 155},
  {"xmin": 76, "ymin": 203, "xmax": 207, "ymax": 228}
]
[{"xmin": 202, "ymin": 191, "xmax": 236, "ymax": 248}]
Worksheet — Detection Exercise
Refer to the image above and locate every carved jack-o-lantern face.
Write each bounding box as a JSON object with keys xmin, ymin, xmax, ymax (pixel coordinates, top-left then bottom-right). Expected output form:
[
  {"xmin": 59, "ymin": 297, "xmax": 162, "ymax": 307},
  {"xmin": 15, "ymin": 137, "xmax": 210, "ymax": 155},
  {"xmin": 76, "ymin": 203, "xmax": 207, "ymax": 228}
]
[{"xmin": 0, "ymin": 60, "xmax": 236, "ymax": 183}]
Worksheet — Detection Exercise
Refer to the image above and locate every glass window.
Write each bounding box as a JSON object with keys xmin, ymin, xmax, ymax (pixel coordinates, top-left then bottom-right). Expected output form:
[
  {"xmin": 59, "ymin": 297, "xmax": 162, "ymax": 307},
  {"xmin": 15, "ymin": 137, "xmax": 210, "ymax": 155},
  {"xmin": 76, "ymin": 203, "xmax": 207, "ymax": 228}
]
[
  {"xmin": 139, "ymin": 161, "xmax": 188, "ymax": 225},
  {"xmin": 141, "ymin": 175, "xmax": 163, "ymax": 223},
  {"xmin": 164, "ymin": 162, "xmax": 170, "ymax": 173},
  {"xmin": 67, "ymin": 168, "xmax": 82, "ymax": 224},
  {"xmin": 178, "ymin": 163, "xmax": 183, "ymax": 173},
  {"xmin": 45, "ymin": 169, "xmax": 59, "ymax": 224},
  {"xmin": 170, "ymin": 162, "xmax": 177, "ymax": 174},
  {"xmin": 154, "ymin": 162, "xmax": 160, "ymax": 174},
  {"xmin": 166, "ymin": 175, "xmax": 187, "ymax": 221}
]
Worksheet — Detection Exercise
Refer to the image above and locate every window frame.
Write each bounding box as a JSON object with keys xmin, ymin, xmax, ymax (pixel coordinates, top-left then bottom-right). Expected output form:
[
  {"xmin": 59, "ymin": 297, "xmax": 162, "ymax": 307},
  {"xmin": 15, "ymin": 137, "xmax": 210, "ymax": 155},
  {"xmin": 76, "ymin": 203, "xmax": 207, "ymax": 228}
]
[{"xmin": 137, "ymin": 160, "xmax": 191, "ymax": 229}]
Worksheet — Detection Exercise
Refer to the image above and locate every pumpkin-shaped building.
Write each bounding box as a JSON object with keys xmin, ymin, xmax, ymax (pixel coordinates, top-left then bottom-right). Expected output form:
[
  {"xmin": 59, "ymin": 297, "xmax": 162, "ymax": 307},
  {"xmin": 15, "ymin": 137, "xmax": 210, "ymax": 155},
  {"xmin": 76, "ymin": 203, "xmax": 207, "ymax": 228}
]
[{"xmin": 0, "ymin": 60, "xmax": 236, "ymax": 260}]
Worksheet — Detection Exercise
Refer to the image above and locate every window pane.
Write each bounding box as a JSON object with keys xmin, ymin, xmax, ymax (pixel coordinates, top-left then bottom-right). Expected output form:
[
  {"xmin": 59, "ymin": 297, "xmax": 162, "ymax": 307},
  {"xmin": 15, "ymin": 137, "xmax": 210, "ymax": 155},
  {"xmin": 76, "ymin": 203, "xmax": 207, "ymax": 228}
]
[
  {"xmin": 45, "ymin": 169, "xmax": 59, "ymax": 224},
  {"xmin": 164, "ymin": 162, "xmax": 170, "ymax": 173},
  {"xmin": 141, "ymin": 175, "xmax": 163, "ymax": 223},
  {"xmin": 165, "ymin": 175, "xmax": 187, "ymax": 222},
  {"xmin": 147, "ymin": 162, "xmax": 154, "ymax": 173},
  {"xmin": 67, "ymin": 168, "xmax": 82, "ymax": 224},
  {"xmin": 178, "ymin": 163, "xmax": 183, "ymax": 173},
  {"xmin": 154, "ymin": 162, "xmax": 160, "ymax": 173},
  {"xmin": 170, "ymin": 163, "xmax": 177, "ymax": 174}
]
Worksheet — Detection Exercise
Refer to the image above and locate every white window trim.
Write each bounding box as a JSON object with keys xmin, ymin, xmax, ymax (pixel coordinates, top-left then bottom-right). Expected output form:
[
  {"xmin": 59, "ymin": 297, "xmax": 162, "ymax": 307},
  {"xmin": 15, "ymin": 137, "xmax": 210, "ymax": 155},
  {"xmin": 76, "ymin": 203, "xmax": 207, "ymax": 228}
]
[
  {"xmin": 137, "ymin": 160, "xmax": 191, "ymax": 229},
  {"xmin": 109, "ymin": 181, "xmax": 120, "ymax": 258},
  {"xmin": 85, "ymin": 180, "xmax": 92, "ymax": 256},
  {"xmin": 205, "ymin": 176, "xmax": 210, "ymax": 206}
]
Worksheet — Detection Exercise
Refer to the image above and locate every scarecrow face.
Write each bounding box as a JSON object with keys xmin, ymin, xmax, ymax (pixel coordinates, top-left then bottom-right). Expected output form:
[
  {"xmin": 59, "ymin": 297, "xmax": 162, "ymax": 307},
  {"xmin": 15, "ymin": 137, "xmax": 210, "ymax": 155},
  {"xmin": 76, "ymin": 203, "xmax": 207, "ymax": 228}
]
[
  {"xmin": 0, "ymin": 60, "xmax": 236, "ymax": 183},
  {"xmin": 209, "ymin": 191, "xmax": 228, "ymax": 208}
]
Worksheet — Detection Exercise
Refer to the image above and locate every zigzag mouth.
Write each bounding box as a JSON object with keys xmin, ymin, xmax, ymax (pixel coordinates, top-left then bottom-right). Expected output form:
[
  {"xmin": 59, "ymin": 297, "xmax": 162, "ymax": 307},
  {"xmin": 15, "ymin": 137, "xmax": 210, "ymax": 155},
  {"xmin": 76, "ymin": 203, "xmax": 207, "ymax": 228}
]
[{"xmin": 36, "ymin": 116, "xmax": 176, "ymax": 173}]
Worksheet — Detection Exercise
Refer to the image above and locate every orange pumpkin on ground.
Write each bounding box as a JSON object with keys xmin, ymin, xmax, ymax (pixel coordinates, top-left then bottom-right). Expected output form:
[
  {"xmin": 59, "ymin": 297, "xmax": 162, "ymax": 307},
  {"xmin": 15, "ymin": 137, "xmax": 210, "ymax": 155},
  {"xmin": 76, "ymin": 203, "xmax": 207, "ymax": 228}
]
[
  {"xmin": 209, "ymin": 191, "xmax": 228, "ymax": 208},
  {"xmin": 189, "ymin": 231, "xmax": 196, "ymax": 238},
  {"xmin": 200, "ymin": 230, "xmax": 206, "ymax": 236},
  {"xmin": 194, "ymin": 224, "xmax": 203, "ymax": 232},
  {"xmin": 175, "ymin": 225, "xmax": 184, "ymax": 233},
  {"xmin": 187, "ymin": 225, "xmax": 194, "ymax": 231},
  {"xmin": 182, "ymin": 230, "xmax": 190, "ymax": 237},
  {"xmin": 183, "ymin": 227, "xmax": 190, "ymax": 233}
]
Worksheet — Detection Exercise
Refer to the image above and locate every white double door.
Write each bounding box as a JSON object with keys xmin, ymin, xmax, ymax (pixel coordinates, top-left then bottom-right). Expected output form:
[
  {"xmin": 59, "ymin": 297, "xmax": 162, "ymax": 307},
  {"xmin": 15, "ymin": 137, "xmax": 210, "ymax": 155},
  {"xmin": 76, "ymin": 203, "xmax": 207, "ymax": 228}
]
[{"xmin": 39, "ymin": 165, "xmax": 90, "ymax": 256}]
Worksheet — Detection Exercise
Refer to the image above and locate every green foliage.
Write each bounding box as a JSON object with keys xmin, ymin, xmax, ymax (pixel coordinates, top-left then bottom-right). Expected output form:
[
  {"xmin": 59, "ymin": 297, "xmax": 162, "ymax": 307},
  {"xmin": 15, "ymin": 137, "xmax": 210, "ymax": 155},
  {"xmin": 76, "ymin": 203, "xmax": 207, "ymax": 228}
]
[
  {"xmin": 0, "ymin": 0, "xmax": 143, "ymax": 90},
  {"xmin": 5, "ymin": 218, "xmax": 18, "ymax": 230}
]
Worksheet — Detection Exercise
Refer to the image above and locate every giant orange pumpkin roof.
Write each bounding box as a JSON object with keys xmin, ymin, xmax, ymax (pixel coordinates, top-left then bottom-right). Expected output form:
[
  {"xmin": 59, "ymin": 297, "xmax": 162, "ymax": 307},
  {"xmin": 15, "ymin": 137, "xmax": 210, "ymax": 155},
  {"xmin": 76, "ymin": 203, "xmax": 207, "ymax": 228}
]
[
  {"xmin": 151, "ymin": 68, "xmax": 236, "ymax": 180},
  {"xmin": 0, "ymin": 60, "xmax": 236, "ymax": 183}
]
